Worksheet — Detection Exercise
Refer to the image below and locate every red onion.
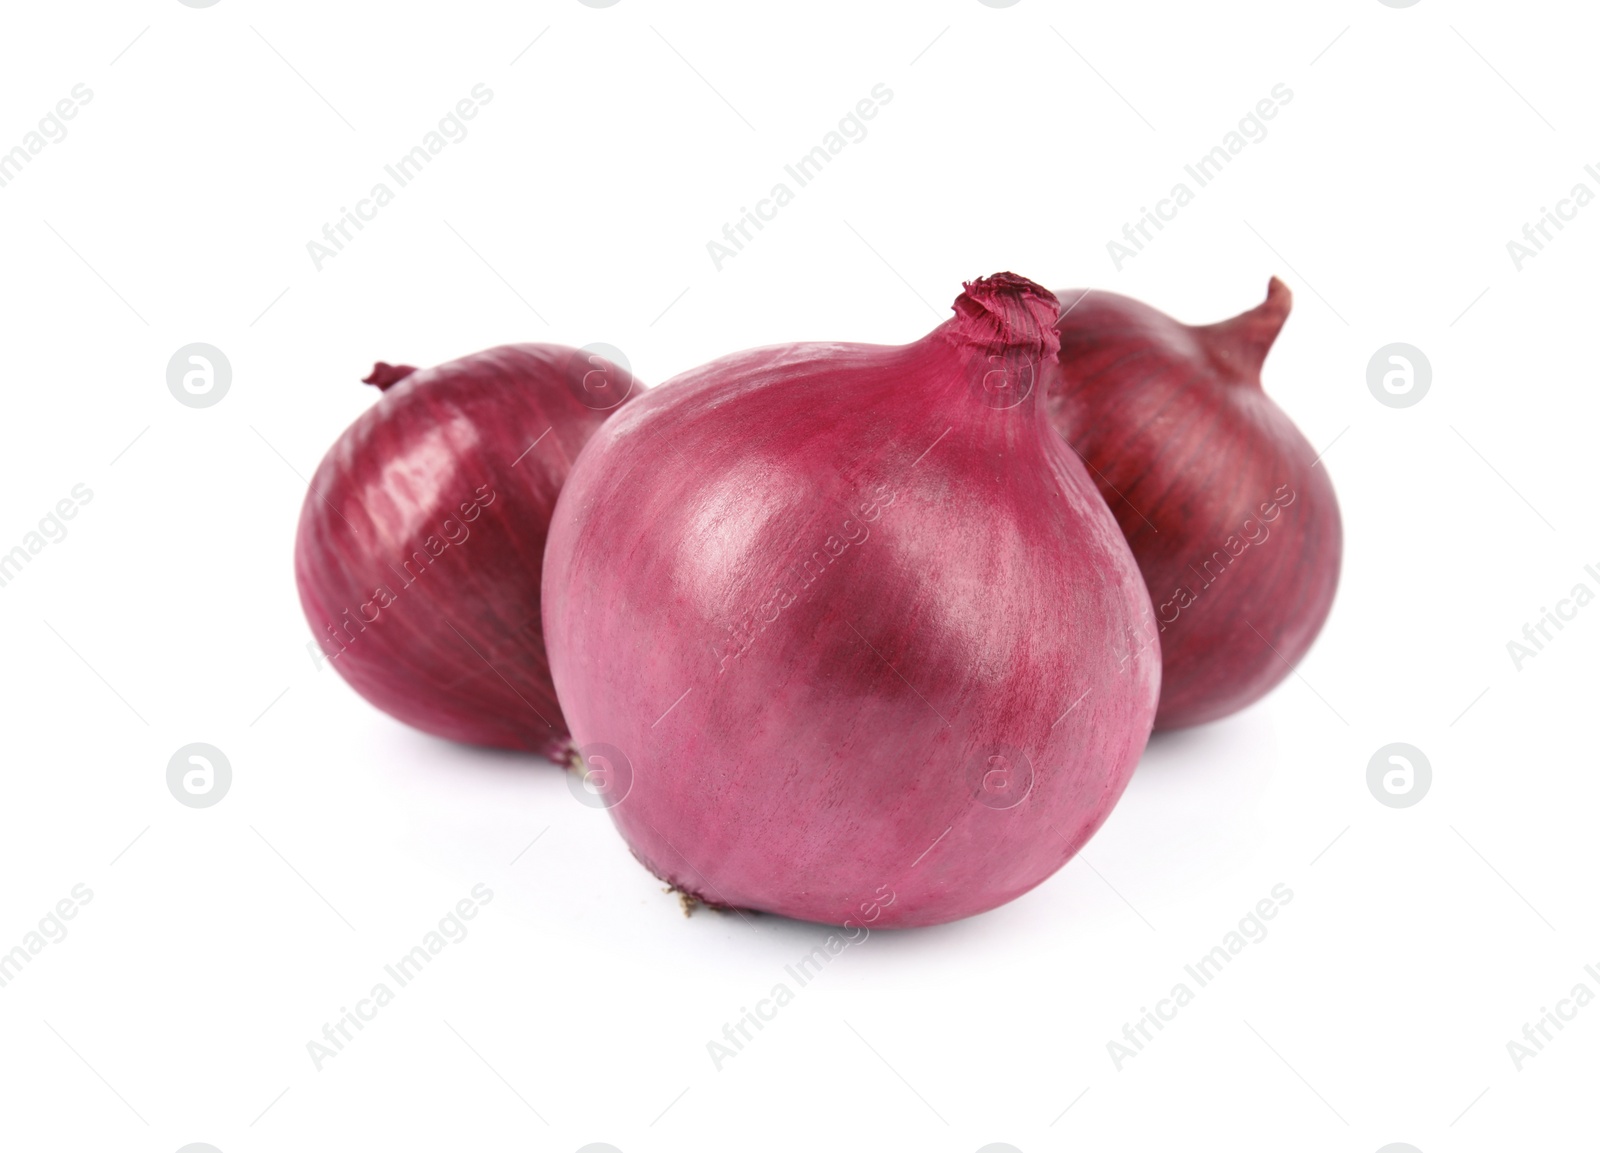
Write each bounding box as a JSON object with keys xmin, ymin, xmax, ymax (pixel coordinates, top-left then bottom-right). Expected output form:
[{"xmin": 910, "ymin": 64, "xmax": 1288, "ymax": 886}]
[
  {"xmin": 295, "ymin": 343, "xmax": 640, "ymax": 759},
  {"xmin": 543, "ymin": 274, "xmax": 1160, "ymax": 928},
  {"xmin": 1046, "ymin": 279, "xmax": 1342, "ymax": 730}
]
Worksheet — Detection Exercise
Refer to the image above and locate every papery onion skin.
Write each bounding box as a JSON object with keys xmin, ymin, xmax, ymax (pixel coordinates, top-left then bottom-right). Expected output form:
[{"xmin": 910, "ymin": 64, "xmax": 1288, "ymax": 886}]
[
  {"xmin": 543, "ymin": 275, "xmax": 1160, "ymax": 928},
  {"xmin": 295, "ymin": 343, "xmax": 640, "ymax": 760},
  {"xmin": 1046, "ymin": 278, "xmax": 1342, "ymax": 730}
]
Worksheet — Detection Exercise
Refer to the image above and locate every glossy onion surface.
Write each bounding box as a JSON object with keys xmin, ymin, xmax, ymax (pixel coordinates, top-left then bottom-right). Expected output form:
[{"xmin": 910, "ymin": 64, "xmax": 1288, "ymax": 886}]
[
  {"xmin": 544, "ymin": 275, "xmax": 1159, "ymax": 928},
  {"xmin": 296, "ymin": 343, "xmax": 639, "ymax": 758},
  {"xmin": 1047, "ymin": 279, "xmax": 1342, "ymax": 730}
]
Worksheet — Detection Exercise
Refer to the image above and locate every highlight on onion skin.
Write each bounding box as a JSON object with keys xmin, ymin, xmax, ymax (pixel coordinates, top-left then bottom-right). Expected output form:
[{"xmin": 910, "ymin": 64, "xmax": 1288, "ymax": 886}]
[
  {"xmin": 543, "ymin": 274, "xmax": 1160, "ymax": 929},
  {"xmin": 1045, "ymin": 278, "xmax": 1342, "ymax": 731},
  {"xmin": 295, "ymin": 343, "xmax": 640, "ymax": 760}
]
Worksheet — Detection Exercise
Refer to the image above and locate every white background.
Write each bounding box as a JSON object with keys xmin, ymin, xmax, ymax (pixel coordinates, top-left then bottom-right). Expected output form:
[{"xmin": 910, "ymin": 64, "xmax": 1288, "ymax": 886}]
[{"xmin": 0, "ymin": 1, "xmax": 1595, "ymax": 1150}]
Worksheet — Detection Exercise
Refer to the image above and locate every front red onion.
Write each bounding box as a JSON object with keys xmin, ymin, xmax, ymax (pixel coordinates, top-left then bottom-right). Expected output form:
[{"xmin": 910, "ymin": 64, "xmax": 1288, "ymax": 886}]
[
  {"xmin": 543, "ymin": 274, "xmax": 1160, "ymax": 928},
  {"xmin": 1046, "ymin": 279, "xmax": 1343, "ymax": 730},
  {"xmin": 295, "ymin": 343, "xmax": 640, "ymax": 759}
]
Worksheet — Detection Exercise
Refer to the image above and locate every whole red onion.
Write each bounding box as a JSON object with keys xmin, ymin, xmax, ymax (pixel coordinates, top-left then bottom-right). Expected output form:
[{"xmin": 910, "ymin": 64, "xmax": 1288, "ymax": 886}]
[
  {"xmin": 1046, "ymin": 278, "xmax": 1342, "ymax": 730},
  {"xmin": 543, "ymin": 274, "xmax": 1160, "ymax": 928},
  {"xmin": 295, "ymin": 343, "xmax": 639, "ymax": 759}
]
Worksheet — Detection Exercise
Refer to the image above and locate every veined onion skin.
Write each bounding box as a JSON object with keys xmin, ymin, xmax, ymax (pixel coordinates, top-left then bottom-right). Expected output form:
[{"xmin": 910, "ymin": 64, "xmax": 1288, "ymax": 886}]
[
  {"xmin": 295, "ymin": 343, "xmax": 639, "ymax": 759},
  {"xmin": 543, "ymin": 274, "xmax": 1160, "ymax": 928},
  {"xmin": 1046, "ymin": 279, "xmax": 1342, "ymax": 730}
]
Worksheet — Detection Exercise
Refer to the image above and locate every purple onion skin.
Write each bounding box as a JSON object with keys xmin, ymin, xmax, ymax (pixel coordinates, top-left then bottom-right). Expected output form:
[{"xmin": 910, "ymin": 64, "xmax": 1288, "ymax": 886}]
[
  {"xmin": 1047, "ymin": 279, "xmax": 1342, "ymax": 730},
  {"xmin": 295, "ymin": 344, "xmax": 640, "ymax": 760},
  {"xmin": 543, "ymin": 275, "xmax": 1160, "ymax": 929}
]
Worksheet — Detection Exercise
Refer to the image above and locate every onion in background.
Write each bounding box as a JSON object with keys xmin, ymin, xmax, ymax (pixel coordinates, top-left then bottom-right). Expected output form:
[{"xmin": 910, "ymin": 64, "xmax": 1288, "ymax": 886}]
[
  {"xmin": 295, "ymin": 343, "xmax": 640, "ymax": 759},
  {"xmin": 1046, "ymin": 279, "xmax": 1342, "ymax": 730}
]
